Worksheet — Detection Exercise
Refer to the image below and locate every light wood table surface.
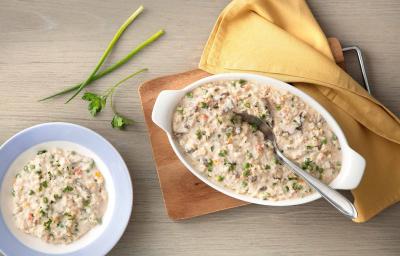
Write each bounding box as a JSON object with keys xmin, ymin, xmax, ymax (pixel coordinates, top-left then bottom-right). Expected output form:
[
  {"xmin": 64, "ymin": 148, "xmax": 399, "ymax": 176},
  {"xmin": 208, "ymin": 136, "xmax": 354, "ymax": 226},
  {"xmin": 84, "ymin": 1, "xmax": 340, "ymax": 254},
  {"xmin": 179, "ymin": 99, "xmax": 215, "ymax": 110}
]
[{"xmin": 1, "ymin": 1, "xmax": 399, "ymax": 255}]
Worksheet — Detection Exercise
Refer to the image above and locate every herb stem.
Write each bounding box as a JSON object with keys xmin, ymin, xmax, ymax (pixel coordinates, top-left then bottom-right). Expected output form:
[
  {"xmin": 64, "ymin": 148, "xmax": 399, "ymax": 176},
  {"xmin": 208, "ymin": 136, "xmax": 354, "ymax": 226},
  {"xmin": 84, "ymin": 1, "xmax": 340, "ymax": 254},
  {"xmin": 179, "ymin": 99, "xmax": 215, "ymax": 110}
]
[
  {"xmin": 64, "ymin": 6, "xmax": 144, "ymax": 103},
  {"xmin": 108, "ymin": 70, "xmax": 145, "ymax": 129},
  {"xmin": 39, "ymin": 29, "xmax": 164, "ymax": 102},
  {"xmin": 108, "ymin": 68, "xmax": 148, "ymax": 113}
]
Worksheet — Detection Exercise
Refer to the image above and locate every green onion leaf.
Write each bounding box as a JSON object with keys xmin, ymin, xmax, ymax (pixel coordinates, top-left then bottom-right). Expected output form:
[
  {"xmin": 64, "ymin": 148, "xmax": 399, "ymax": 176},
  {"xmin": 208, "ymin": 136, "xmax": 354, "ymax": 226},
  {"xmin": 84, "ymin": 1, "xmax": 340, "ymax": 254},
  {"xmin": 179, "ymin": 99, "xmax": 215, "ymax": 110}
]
[{"xmin": 65, "ymin": 6, "xmax": 145, "ymax": 103}]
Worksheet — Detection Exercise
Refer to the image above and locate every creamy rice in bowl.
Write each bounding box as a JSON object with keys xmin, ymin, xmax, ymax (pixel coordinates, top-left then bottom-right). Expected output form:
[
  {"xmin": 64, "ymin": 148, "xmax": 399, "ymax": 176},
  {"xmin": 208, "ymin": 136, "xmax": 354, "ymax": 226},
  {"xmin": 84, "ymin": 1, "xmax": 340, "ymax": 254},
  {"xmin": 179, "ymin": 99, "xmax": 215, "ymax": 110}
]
[
  {"xmin": 152, "ymin": 73, "xmax": 366, "ymax": 206},
  {"xmin": 0, "ymin": 123, "xmax": 132, "ymax": 255}
]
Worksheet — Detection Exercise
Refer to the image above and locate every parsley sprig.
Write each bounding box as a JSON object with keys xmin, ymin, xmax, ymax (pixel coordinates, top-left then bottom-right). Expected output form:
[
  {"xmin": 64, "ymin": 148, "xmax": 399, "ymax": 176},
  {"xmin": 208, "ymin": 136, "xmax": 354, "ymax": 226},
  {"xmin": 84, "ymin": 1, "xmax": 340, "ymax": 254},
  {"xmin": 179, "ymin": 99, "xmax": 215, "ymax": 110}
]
[
  {"xmin": 38, "ymin": 5, "xmax": 165, "ymax": 130},
  {"xmin": 83, "ymin": 68, "xmax": 147, "ymax": 129}
]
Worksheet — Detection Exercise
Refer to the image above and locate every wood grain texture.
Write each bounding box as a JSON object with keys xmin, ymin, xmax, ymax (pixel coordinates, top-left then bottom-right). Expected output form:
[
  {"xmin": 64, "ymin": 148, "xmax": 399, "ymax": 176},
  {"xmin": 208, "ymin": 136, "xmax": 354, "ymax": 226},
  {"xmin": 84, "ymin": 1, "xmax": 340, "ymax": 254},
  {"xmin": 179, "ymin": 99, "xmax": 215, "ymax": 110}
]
[{"xmin": 0, "ymin": 0, "xmax": 399, "ymax": 255}]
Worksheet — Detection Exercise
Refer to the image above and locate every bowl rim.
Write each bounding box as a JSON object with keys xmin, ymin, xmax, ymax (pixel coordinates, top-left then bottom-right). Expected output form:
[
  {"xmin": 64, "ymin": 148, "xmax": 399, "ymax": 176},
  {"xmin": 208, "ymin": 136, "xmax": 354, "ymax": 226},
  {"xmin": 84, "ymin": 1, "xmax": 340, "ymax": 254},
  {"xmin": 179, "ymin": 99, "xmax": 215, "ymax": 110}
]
[
  {"xmin": 0, "ymin": 122, "xmax": 133, "ymax": 255},
  {"xmin": 153, "ymin": 73, "xmax": 362, "ymax": 206}
]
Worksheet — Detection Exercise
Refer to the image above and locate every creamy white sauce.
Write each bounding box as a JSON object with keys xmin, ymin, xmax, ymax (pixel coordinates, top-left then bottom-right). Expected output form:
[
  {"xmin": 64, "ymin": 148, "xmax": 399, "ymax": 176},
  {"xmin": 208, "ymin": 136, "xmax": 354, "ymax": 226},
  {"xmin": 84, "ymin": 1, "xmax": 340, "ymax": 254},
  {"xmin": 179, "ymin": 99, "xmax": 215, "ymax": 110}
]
[
  {"xmin": 0, "ymin": 141, "xmax": 115, "ymax": 254},
  {"xmin": 11, "ymin": 148, "xmax": 107, "ymax": 244},
  {"xmin": 172, "ymin": 80, "xmax": 342, "ymax": 201}
]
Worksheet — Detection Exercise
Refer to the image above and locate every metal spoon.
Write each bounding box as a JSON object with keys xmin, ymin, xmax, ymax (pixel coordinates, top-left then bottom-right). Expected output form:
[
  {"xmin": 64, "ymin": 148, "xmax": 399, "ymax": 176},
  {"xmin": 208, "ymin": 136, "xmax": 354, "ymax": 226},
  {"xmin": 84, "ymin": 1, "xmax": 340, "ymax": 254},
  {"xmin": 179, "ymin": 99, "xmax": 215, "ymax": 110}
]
[{"xmin": 235, "ymin": 111, "xmax": 358, "ymax": 219}]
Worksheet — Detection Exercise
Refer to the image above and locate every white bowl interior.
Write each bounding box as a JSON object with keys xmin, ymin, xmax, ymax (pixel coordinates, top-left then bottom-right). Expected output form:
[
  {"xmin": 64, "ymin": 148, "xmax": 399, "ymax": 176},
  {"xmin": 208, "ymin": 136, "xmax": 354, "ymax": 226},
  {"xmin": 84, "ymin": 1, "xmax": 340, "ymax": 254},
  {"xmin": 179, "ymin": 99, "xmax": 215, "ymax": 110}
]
[{"xmin": 0, "ymin": 141, "xmax": 115, "ymax": 254}]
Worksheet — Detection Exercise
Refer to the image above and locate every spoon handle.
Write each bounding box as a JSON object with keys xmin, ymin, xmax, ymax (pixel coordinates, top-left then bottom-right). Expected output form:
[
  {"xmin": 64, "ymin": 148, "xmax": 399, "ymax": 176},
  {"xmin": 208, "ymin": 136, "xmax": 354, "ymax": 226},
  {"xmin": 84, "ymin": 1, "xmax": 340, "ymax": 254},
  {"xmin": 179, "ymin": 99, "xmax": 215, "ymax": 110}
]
[{"xmin": 276, "ymin": 150, "xmax": 358, "ymax": 219}]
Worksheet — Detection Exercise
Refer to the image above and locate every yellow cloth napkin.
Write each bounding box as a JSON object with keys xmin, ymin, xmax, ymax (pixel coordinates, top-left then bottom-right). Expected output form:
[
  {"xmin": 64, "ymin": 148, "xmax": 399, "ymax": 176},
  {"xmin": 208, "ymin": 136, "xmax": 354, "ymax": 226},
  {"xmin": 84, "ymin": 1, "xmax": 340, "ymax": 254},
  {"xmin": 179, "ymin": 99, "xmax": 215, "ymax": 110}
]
[{"xmin": 199, "ymin": 0, "xmax": 400, "ymax": 222}]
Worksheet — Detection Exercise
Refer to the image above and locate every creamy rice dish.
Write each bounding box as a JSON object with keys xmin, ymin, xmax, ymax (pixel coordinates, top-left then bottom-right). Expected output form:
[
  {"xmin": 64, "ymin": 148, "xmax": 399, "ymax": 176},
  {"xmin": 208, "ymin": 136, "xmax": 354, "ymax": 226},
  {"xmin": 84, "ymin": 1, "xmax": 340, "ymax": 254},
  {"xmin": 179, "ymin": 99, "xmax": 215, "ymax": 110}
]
[
  {"xmin": 172, "ymin": 80, "xmax": 342, "ymax": 201},
  {"xmin": 11, "ymin": 148, "xmax": 107, "ymax": 244}
]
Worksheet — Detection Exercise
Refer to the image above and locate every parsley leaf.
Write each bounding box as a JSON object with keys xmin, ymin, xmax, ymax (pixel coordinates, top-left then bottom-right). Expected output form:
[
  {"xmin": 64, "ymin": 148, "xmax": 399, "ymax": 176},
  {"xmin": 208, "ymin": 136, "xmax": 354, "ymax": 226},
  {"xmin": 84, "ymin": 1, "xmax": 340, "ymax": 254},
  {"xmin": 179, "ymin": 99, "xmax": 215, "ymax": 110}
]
[
  {"xmin": 111, "ymin": 114, "xmax": 134, "ymax": 130},
  {"xmin": 81, "ymin": 69, "xmax": 147, "ymax": 129},
  {"xmin": 82, "ymin": 92, "xmax": 106, "ymax": 116}
]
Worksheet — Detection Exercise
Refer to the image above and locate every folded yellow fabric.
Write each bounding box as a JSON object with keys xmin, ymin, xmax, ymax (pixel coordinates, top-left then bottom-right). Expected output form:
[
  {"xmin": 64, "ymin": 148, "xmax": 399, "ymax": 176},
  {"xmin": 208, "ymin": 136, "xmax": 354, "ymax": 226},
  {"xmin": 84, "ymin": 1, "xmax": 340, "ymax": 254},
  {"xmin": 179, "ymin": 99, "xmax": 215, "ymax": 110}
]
[{"xmin": 199, "ymin": 0, "xmax": 400, "ymax": 222}]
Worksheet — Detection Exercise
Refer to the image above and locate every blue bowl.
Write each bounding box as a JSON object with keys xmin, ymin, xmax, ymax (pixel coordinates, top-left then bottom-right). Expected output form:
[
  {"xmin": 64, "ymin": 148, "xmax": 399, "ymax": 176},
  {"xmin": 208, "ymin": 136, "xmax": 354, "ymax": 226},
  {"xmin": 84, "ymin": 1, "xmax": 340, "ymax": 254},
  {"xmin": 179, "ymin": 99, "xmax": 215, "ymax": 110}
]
[{"xmin": 0, "ymin": 123, "xmax": 133, "ymax": 255}]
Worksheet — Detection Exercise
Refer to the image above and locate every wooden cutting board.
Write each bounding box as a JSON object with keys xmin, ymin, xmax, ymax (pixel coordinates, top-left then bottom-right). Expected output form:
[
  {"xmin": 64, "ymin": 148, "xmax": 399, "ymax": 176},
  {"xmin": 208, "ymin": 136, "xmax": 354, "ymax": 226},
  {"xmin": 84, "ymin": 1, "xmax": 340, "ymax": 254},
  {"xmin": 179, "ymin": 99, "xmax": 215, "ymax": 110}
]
[{"xmin": 138, "ymin": 38, "xmax": 345, "ymax": 220}]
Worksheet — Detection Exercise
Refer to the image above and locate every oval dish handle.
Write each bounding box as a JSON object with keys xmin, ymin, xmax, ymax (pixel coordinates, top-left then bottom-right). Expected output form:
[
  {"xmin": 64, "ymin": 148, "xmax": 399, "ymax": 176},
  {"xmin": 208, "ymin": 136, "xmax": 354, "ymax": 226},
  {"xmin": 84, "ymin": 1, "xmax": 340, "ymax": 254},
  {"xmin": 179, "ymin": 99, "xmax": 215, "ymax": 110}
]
[
  {"xmin": 332, "ymin": 146, "xmax": 366, "ymax": 190},
  {"xmin": 151, "ymin": 90, "xmax": 183, "ymax": 134}
]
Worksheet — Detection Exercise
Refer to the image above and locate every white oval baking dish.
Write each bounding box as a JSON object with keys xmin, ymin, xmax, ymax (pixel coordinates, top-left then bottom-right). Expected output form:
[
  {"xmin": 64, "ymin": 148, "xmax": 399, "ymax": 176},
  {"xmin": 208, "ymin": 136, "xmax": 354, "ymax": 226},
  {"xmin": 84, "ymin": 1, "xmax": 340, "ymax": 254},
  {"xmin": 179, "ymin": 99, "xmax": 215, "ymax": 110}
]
[{"xmin": 151, "ymin": 73, "xmax": 365, "ymax": 206}]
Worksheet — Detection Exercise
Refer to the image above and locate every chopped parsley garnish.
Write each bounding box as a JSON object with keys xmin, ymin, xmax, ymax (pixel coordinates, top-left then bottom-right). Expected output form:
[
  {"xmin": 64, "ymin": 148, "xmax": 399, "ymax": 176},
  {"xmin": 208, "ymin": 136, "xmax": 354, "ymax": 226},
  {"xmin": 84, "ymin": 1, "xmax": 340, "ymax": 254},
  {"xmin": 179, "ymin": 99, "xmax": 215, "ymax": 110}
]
[
  {"xmin": 242, "ymin": 162, "xmax": 251, "ymax": 170},
  {"xmin": 41, "ymin": 180, "xmax": 48, "ymax": 188},
  {"xmin": 292, "ymin": 182, "xmax": 303, "ymax": 191},
  {"xmin": 195, "ymin": 129, "xmax": 203, "ymax": 140},
  {"xmin": 301, "ymin": 158, "xmax": 324, "ymax": 174},
  {"xmin": 37, "ymin": 150, "xmax": 47, "ymax": 155},
  {"xmin": 218, "ymin": 150, "xmax": 228, "ymax": 157},
  {"xmin": 246, "ymin": 151, "xmax": 253, "ymax": 159},
  {"xmin": 230, "ymin": 115, "xmax": 241, "ymax": 124},
  {"xmin": 63, "ymin": 186, "xmax": 73, "ymax": 193},
  {"xmin": 44, "ymin": 219, "xmax": 52, "ymax": 231},
  {"xmin": 264, "ymin": 164, "xmax": 271, "ymax": 170},
  {"xmin": 210, "ymin": 146, "xmax": 215, "ymax": 152},
  {"xmin": 29, "ymin": 190, "xmax": 35, "ymax": 195},
  {"xmin": 186, "ymin": 92, "xmax": 193, "ymax": 98},
  {"xmin": 242, "ymin": 169, "xmax": 251, "ymax": 177},
  {"xmin": 176, "ymin": 106, "xmax": 184, "ymax": 114},
  {"xmin": 200, "ymin": 102, "xmax": 208, "ymax": 109},
  {"xmin": 217, "ymin": 176, "xmax": 224, "ymax": 182},
  {"xmin": 242, "ymin": 162, "xmax": 252, "ymax": 177},
  {"xmin": 224, "ymin": 160, "xmax": 236, "ymax": 172},
  {"xmin": 205, "ymin": 160, "xmax": 213, "ymax": 172},
  {"xmin": 250, "ymin": 123, "xmax": 258, "ymax": 133},
  {"xmin": 238, "ymin": 79, "xmax": 247, "ymax": 86},
  {"xmin": 83, "ymin": 199, "xmax": 91, "ymax": 207},
  {"xmin": 40, "ymin": 209, "xmax": 46, "ymax": 216},
  {"xmin": 244, "ymin": 102, "xmax": 251, "ymax": 108},
  {"xmin": 302, "ymin": 158, "xmax": 312, "ymax": 170},
  {"xmin": 321, "ymin": 138, "xmax": 328, "ymax": 145},
  {"xmin": 275, "ymin": 104, "xmax": 282, "ymax": 111},
  {"xmin": 43, "ymin": 197, "xmax": 49, "ymax": 203}
]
